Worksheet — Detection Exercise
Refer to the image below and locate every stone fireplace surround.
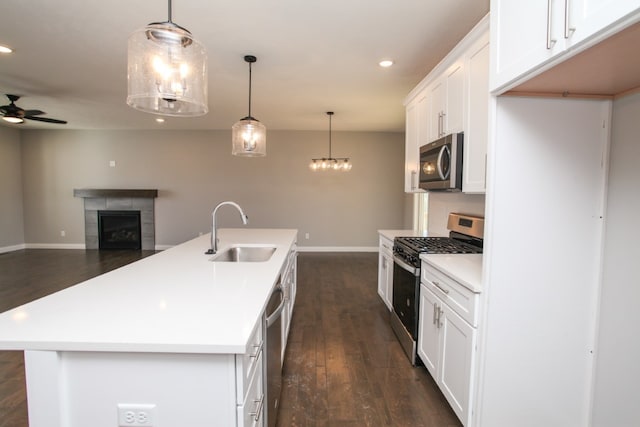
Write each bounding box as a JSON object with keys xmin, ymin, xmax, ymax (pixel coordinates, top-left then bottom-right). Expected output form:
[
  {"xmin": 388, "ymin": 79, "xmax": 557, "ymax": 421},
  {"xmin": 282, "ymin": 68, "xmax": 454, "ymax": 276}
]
[{"xmin": 73, "ymin": 189, "xmax": 158, "ymax": 250}]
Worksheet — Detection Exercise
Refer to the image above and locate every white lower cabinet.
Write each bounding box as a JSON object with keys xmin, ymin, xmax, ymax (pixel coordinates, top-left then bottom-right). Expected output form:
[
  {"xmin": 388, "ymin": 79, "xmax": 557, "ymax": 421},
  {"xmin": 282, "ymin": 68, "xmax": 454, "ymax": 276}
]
[
  {"xmin": 418, "ymin": 262, "xmax": 479, "ymax": 426},
  {"xmin": 377, "ymin": 235, "xmax": 394, "ymax": 310},
  {"xmin": 281, "ymin": 246, "xmax": 297, "ymax": 362},
  {"xmin": 236, "ymin": 320, "xmax": 266, "ymax": 426}
]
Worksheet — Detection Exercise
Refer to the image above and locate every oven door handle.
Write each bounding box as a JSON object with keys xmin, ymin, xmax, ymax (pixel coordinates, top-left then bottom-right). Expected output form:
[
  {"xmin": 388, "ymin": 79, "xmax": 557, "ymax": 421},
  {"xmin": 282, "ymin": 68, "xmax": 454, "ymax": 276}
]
[
  {"xmin": 393, "ymin": 255, "xmax": 419, "ymax": 276},
  {"xmin": 436, "ymin": 145, "xmax": 450, "ymax": 180}
]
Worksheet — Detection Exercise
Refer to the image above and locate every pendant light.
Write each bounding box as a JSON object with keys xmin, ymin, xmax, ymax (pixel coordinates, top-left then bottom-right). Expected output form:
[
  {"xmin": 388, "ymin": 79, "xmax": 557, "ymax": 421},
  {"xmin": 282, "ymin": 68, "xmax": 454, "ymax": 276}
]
[
  {"xmin": 232, "ymin": 55, "xmax": 266, "ymax": 157},
  {"xmin": 127, "ymin": 0, "xmax": 208, "ymax": 116},
  {"xmin": 309, "ymin": 112, "xmax": 352, "ymax": 172}
]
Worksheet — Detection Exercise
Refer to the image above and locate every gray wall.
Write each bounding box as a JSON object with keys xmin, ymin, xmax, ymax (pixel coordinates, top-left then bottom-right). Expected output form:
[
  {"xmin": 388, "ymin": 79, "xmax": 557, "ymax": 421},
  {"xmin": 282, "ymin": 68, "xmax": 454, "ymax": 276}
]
[
  {"xmin": 0, "ymin": 126, "xmax": 25, "ymax": 249},
  {"xmin": 15, "ymin": 129, "xmax": 407, "ymax": 248}
]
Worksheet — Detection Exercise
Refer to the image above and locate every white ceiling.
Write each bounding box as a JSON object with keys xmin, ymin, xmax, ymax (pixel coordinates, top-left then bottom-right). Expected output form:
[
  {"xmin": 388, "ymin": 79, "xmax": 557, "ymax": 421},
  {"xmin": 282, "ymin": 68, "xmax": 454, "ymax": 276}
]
[{"xmin": 0, "ymin": 0, "xmax": 489, "ymax": 132}]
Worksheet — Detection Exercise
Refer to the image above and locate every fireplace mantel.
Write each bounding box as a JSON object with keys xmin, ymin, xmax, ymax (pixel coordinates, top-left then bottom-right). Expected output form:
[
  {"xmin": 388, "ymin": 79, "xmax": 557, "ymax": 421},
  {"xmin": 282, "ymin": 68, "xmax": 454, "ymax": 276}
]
[
  {"xmin": 73, "ymin": 189, "xmax": 158, "ymax": 199},
  {"xmin": 74, "ymin": 189, "xmax": 157, "ymax": 250}
]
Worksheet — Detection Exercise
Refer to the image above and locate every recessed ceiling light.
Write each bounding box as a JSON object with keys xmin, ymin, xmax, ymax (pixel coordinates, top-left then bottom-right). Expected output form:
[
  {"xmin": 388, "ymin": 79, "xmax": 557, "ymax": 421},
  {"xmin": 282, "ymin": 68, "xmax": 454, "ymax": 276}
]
[
  {"xmin": 379, "ymin": 60, "xmax": 394, "ymax": 68},
  {"xmin": 155, "ymin": 118, "xmax": 165, "ymax": 123},
  {"xmin": 0, "ymin": 45, "xmax": 13, "ymax": 54}
]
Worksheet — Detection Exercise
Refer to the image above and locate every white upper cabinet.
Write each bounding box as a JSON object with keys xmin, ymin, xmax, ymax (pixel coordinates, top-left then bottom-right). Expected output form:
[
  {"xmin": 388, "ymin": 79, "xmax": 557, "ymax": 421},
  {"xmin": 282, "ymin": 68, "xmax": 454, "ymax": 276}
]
[
  {"xmin": 491, "ymin": 0, "xmax": 640, "ymax": 92},
  {"xmin": 404, "ymin": 95, "xmax": 427, "ymax": 192},
  {"xmin": 428, "ymin": 61, "xmax": 464, "ymax": 142},
  {"xmin": 463, "ymin": 32, "xmax": 490, "ymax": 193}
]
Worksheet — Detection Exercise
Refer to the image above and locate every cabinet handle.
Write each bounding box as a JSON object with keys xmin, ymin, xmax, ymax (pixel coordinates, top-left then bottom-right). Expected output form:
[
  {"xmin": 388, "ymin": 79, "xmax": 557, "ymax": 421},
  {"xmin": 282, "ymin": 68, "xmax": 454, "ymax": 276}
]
[
  {"xmin": 546, "ymin": 0, "xmax": 557, "ymax": 49},
  {"xmin": 433, "ymin": 281, "xmax": 450, "ymax": 295},
  {"xmin": 382, "ymin": 257, "xmax": 387, "ymax": 269},
  {"xmin": 433, "ymin": 302, "xmax": 438, "ymax": 325},
  {"xmin": 564, "ymin": 0, "xmax": 575, "ymax": 39},
  {"xmin": 411, "ymin": 170, "xmax": 417, "ymax": 190},
  {"xmin": 249, "ymin": 394, "xmax": 265, "ymax": 422},
  {"xmin": 438, "ymin": 306, "xmax": 444, "ymax": 328},
  {"xmin": 441, "ymin": 111, "xmax": 446, "ymax": 136},
  {"xmin": 250, "ymin": 342, "xmax": 263, "ymax": 359}
]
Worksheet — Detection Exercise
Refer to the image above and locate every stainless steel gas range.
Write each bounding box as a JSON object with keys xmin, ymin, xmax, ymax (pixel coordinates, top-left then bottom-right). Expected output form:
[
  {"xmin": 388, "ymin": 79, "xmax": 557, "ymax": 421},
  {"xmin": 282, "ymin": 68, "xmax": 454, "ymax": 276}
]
[{"xmin": 391, "ymin": 213, "xmax": 484, "ymax": 365}]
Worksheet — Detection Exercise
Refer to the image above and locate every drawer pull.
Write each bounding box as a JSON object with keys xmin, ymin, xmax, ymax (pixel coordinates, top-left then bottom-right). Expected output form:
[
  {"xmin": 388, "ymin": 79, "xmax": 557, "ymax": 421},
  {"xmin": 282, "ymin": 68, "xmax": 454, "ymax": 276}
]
[
  {"xmin": 433, "ymin": 281, "xmax": 450, "ymax": 295},
  {"xmin": 433, "ymin": 302, "xmax": 437, "ymax": 325},
  {"xmin": 250, "ymin": 394, "xmax": 265, "ymax": 422},
  {"xmin": 250, "ymin": 343, "xmax": 263, "ymax": 359}
]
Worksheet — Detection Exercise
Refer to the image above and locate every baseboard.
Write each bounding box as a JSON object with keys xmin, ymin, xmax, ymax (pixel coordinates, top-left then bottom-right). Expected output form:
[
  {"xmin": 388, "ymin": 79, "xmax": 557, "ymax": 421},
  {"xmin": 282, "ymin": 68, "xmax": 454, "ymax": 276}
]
[
  {"xmin": 25, "ymin": 243, "xmax": 86, "ymax": 250},
  {"xmin": 0, "ymin": 243, "xmax": 27, "ymax": 254},
  {"xmin": 1, "ymin": 243, "xmax": 377, "ymax": 253},
  {"xmin": 297, "ymin": 246, "xmax": 378, "ymax": 252}
]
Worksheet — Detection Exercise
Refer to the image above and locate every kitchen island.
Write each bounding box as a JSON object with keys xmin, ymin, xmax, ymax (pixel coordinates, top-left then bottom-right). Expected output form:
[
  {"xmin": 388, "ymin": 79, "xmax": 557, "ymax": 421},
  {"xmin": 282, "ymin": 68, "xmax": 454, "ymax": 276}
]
[{"xmin": 0, "ymin": 228, "xmax": 297, "ymax": 427}]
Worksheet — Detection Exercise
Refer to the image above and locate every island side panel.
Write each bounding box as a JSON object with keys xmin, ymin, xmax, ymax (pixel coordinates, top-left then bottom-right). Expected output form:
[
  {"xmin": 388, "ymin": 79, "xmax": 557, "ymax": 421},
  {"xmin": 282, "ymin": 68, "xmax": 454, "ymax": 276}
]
[{"xmin": 25, "ymin": 350, "xmax": 238, "ymax": 427}]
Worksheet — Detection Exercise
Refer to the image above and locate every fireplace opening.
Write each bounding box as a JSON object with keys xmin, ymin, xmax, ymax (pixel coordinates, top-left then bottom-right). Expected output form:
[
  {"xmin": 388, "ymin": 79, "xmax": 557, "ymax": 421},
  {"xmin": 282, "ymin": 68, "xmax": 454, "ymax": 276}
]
[{"xmin": 98, "ymin": 210, "xmax": 141, "ymax": 250}]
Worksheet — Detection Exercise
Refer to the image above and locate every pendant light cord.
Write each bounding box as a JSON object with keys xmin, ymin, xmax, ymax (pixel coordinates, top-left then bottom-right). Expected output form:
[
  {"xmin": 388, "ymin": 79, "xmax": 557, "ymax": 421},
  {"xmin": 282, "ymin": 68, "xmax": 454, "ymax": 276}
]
[
  {"xmin": 167, "ymin": 0, "xmax": 173, "ymax": 23},
  {"xmin": 247, "ymin": 61, "xmax": 252, "ymax": 118}
]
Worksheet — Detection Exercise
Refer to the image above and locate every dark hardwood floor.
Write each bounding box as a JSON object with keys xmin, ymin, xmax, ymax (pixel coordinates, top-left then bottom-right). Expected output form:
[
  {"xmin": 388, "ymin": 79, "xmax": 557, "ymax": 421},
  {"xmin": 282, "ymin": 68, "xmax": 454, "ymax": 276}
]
[{"xmin": 0, "ymin": 250, "xmax": 461, "ymax": 427}]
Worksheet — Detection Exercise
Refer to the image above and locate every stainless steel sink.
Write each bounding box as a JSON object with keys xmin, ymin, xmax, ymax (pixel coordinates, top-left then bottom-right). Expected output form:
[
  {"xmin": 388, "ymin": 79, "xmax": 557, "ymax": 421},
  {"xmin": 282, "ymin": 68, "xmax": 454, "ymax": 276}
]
[{"xmin": 211, "ymin": 245, "xmax": 276, "ymax": 262}]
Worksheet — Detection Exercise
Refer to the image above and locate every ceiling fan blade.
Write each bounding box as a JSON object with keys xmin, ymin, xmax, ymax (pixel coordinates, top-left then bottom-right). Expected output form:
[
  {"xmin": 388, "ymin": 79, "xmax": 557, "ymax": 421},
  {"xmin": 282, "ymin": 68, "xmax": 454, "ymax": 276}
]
[
  {"xmin": 23, "ymin": 109, "xmax": 45, "ymax": 116},
  {"xmin": 25, "ymin": 115, "xmax": 67, "ymax": 124}
]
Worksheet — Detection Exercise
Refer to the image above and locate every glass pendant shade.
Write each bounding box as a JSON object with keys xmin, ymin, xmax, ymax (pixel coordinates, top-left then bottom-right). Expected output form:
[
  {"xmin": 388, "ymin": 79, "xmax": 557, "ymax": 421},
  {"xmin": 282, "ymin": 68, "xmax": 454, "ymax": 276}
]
[
  {"xmin": 127, "ymin": 22, "xmax": 208, "ymax": 116},
  {"xmin": 232, "ymin": 117, "xmax": 266, "ymax": 156}
]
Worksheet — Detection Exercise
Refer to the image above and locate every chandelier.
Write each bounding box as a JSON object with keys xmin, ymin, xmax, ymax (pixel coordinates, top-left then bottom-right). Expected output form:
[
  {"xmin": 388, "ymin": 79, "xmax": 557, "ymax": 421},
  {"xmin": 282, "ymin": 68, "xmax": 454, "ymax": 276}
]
[
  {"xmin": 127, "ymin": 0, "xmax": 208, "ymax": 116},
  {"xmin": 309, "ymin": 112, "xmax": 352, "ymax": 171},
  {"xmin": 232, "ymin": 55, "xmax": 266, "ymax": 156}
]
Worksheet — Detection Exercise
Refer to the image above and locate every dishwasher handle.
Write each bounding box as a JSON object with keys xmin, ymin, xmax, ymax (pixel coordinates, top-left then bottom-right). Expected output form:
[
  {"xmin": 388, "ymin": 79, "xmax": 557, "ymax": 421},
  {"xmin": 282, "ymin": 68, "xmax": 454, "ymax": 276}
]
[{"xmin": 266, "ymin": 285, "xmax": 285, "ymax": 327}]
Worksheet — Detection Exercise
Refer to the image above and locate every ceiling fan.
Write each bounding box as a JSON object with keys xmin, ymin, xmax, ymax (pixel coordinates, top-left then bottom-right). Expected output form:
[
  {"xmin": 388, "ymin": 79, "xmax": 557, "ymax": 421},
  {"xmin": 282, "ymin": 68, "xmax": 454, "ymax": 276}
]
[{"xmin": 0, "ymin": 94, "xmax": 67, "ymax": 124}]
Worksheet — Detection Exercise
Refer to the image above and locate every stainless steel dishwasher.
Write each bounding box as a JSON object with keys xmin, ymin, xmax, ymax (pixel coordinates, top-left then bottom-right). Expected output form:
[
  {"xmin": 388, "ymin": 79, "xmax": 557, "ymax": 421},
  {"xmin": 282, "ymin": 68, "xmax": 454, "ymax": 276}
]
[{"xmin": 265, "ymin": 280, "xmax": 285, "ymax": 427}]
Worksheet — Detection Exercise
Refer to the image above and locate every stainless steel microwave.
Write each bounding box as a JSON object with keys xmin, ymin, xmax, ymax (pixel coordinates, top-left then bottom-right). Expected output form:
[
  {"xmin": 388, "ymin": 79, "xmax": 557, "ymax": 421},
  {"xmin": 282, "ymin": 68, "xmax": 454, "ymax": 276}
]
[{"xmin": 419, "ymin": 133, "xmax": 463, "ymax": 191}]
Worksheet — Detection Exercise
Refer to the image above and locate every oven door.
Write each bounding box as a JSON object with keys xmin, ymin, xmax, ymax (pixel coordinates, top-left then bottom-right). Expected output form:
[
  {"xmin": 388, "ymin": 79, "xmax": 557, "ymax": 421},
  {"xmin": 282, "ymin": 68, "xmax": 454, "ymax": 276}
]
[{"xmin": 392, "ymin": 255, "xmax": 420, "ymax": 339}]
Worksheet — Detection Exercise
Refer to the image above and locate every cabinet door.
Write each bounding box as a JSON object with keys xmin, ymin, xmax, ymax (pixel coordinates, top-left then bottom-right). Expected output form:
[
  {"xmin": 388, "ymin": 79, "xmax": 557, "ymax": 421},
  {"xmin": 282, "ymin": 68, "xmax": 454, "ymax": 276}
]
[
  {"xmin": 404, "ymin": 99, "xmax": 420, "ymax": 192},
  {"xmin": 383, "ymin": 252, "xmax": 393, "ymax": 310},
  {"xmin": 445, "ymin": 62, "xmax": 464, "ymax": 135},
  {"xmin": 568, "ymin": 0, "xmax": 640, "ymax": 47},
  {"xmin": 490, "ymin": 0, "xmax": 565, "ymax": 92},
  {"xmin": 377, "ymin": 252, "xmax": 391, "ymax": 310},
  {"xmin": 417, "ymin": 285, "xmax": 440, "ymax": 378},
  {"xmin": 428, "ymin": 80, "xmax": 445, "ymax": 141},
  {"xmin": 438, "ymin": 303, "xmax": 476, "ymax": 426},
  {"xmin": 463, "ymin": 36, "xmax": 490, "ymax": 194}
]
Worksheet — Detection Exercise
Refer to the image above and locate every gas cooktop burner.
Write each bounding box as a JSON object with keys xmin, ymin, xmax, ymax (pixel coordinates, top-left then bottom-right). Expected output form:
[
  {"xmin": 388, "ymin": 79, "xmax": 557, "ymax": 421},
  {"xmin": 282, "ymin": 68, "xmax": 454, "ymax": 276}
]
[{"xmin": 398, "ymin": 236, "xmax": 483, "ymax": 254}]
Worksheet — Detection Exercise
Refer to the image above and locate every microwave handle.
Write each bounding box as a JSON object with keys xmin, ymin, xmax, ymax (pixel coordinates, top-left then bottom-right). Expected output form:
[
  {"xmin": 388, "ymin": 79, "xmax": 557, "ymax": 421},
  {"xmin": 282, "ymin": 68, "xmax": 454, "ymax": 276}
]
[{"xmin": 436, "ymin": 145, "xmax": 450, "ymax": 180}]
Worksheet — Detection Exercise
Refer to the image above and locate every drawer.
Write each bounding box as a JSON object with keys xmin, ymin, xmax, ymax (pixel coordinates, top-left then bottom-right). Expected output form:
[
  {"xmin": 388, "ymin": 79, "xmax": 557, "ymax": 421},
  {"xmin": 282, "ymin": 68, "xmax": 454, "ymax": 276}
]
[
  {"xmin": 379, "ymin": 235, "xmax": 394, "ymax": 256},
  {"xmin": 237, "ymin": 352, "xmax": 264, "ymax": 427},
  {"xmin": 236, "ymin": 319, "xmax": 263, "ymax": 404},
  {"xmin": 422, "ymin": 264, "xmax": 479, "ymax": 327}
]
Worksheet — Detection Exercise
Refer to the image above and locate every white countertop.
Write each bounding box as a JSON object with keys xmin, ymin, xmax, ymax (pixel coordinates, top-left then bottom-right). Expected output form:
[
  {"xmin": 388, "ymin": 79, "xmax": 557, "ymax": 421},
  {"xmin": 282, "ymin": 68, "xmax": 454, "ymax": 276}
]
[
  {"xmin": 420, "ymin": 254, "xmax": 483, "ymax": 293},
  {"xmin": 0, "ymin": 228, "xmax": 297, "ymax": 355}
]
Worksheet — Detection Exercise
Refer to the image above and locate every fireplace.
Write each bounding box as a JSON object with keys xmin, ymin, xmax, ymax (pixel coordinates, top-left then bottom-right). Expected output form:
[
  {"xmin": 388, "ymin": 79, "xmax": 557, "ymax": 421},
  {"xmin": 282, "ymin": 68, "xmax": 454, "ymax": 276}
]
[
  {"xmin": 98, "ymin": 210, "xmax": 141, "ymax": 250},
  {"xmin": 74, "ymin": 189, "xmax": 158, "ymax": 250}
]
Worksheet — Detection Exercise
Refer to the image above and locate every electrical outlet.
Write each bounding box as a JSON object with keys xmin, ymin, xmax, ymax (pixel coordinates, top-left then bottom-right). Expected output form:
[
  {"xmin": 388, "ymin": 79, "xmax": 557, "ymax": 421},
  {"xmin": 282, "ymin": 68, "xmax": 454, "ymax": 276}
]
[
  {"xmin": 117, "ymin": 404, "xmax": 156, "ymax": 427},
  {"xmin": 305, "ymin": 233, "xmax": 310, "ymax": 240},
  {"xmin": 60, "ymin": 230, "xmax": 66, "ymax": 237},
  {"xmin": 109, "ymin": 160, "xmax": 116, "ymax": 167}
]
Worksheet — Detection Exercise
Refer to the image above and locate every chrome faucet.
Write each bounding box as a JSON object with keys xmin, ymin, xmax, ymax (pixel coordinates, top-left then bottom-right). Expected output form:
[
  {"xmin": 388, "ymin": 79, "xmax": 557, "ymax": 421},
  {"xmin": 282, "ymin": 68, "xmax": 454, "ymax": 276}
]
[{"xmin": 206, "ymin": 201, "xmax": 248, "ymax": 254}]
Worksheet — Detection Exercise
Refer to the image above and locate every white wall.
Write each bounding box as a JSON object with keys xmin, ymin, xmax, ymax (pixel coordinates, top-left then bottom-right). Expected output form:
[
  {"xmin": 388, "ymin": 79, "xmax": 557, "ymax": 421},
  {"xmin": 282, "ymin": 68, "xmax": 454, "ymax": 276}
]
[
  {"xmin": 478, "ymin": 97, "xmax": 609, "ymax": 427},
  {"xmin": 17, "ymin": 129, "xmax": 407, "ymax": 249},
  {"xmin": 0, "ymin": 126, "xmax": 25, "ymax": 250},
  {"xmin": 591, "ymin": 93, "xmax": 640, "ymax": 426}
]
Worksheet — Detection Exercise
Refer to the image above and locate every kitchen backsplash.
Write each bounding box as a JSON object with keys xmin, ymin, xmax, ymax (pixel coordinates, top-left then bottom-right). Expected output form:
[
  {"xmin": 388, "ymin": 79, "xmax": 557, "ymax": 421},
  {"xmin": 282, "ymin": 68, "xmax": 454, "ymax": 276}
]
[{"xmin": 428, "ymin": 192, "xmax": 486, "ymax": 236}]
